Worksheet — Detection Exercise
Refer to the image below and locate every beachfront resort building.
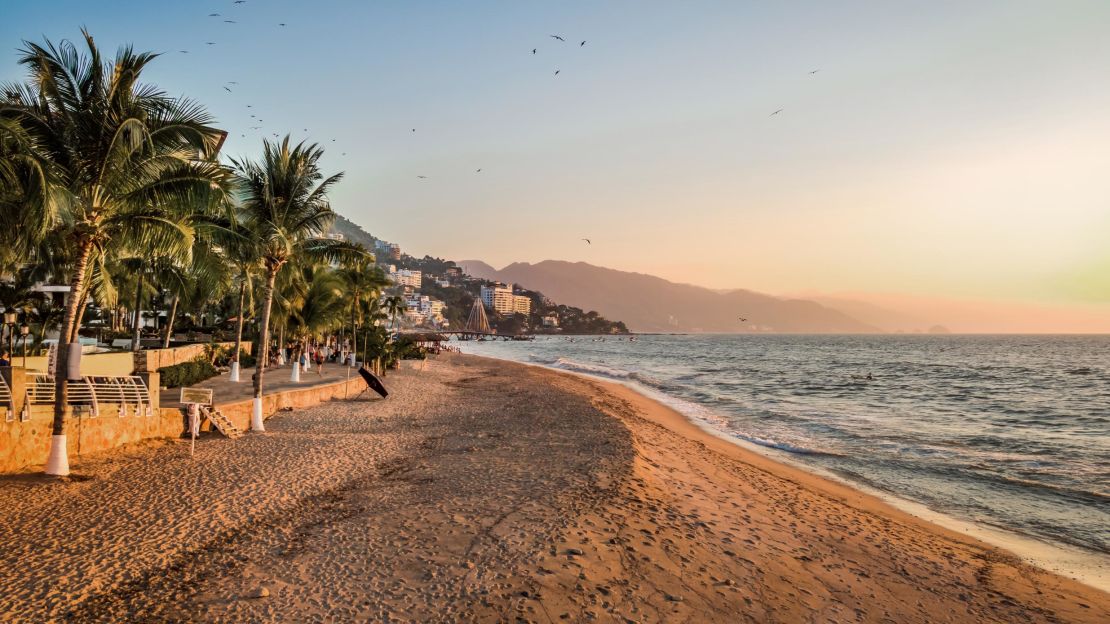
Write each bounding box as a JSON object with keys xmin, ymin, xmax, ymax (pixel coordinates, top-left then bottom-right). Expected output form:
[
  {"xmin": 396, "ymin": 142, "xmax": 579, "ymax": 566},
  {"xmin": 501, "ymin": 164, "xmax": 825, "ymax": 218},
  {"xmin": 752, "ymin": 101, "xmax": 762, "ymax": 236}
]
[
  {"xmin": 480, "ymin": 283, "xmax": 531, "ymax": 316},
  {"xmin": 512, "ymin": 294, "xmax": 532, "ymax": 316}
]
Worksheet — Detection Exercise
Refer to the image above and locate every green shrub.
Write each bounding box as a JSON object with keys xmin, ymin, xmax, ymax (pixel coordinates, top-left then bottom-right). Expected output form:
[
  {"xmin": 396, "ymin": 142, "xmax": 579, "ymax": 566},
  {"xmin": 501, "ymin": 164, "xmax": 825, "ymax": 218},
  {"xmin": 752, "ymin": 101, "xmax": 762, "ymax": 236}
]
[{"xmin": 158, "ymin": 357, "xmax": 219, "ymax": 389}]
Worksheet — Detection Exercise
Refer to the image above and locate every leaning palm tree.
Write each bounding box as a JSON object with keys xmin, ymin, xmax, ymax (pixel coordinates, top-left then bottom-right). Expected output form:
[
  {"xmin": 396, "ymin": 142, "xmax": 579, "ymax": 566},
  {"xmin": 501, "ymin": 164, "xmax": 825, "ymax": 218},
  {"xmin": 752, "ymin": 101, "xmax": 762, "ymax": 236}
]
[
  {"xmin": 2, "ymin": 31, "xmax": 231, "ymax": 474},
  {"xmin": 232, "ymin": 136, "xmax": 365, "ymax": 431}
]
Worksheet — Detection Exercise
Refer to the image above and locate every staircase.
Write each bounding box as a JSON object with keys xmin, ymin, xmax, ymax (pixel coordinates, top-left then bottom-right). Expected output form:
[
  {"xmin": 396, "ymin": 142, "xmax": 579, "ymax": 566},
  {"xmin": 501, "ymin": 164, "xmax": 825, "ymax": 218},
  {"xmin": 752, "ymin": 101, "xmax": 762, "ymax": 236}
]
[{"xmin": 200, "ymin": 405, "xmax": 244, "ymax": 439}]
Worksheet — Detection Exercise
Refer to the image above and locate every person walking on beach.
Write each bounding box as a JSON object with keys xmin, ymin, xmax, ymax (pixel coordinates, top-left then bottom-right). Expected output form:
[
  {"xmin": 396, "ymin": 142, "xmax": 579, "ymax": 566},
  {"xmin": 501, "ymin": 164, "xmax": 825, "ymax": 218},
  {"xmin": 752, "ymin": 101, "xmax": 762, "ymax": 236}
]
[{"xmin": 315, "ymin": 348, "xmax": 325, "ymax": 375}]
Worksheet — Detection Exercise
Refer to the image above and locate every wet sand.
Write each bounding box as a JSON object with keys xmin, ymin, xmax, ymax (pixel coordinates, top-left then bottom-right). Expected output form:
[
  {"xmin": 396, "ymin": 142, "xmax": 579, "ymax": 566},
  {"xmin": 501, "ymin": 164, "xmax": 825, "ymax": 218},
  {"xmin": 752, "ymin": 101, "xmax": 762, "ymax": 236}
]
[{"xmin": 0, "ymin": 354, "xmax": 1105, "ymax": 622}]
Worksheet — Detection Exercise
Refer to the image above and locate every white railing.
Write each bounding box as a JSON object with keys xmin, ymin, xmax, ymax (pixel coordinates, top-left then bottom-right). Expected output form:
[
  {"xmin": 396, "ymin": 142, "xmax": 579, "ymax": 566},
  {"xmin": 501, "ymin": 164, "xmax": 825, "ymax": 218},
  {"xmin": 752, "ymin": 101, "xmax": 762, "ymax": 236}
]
[
  {"xmin": 27, "ymin": 374, "xmax": 153, "ymax": 417},
  {"xmin": 1, "ymin": 374, "xmax": 11, "ymax": 422}
]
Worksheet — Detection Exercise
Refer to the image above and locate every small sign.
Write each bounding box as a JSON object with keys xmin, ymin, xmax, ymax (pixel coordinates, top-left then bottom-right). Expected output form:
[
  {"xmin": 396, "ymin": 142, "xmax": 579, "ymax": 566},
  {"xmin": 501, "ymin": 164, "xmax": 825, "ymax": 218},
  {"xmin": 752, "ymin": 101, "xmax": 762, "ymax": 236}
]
[{"xmin": 180, "ymin": 387, "xmax": 214, "ymax": 406}]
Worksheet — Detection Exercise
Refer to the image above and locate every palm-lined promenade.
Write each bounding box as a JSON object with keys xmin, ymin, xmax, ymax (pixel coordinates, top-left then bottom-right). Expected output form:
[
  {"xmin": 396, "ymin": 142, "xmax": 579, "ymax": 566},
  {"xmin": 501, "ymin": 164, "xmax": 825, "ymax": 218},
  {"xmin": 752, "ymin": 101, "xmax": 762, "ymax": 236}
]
[{"xmin": 1, "ymin": 31, "xmax": 394, "ymax": 474}]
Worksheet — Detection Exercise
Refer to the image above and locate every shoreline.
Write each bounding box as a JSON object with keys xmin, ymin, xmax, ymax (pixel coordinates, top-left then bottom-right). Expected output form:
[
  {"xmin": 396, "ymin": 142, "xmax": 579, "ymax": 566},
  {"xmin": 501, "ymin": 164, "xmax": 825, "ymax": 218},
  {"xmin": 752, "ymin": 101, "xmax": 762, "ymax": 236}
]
[{"xmin": 469, "ymin": 352, "xmax": 1110, "ymax": 594}]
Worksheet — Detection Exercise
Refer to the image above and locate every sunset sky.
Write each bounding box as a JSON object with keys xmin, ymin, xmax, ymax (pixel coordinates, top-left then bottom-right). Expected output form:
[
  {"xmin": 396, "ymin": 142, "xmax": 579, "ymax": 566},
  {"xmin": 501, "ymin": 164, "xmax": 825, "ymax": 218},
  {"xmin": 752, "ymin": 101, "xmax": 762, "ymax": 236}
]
[{"xmin": 4, "ymin": 1, "xmax": 1108, "ymax": 329}]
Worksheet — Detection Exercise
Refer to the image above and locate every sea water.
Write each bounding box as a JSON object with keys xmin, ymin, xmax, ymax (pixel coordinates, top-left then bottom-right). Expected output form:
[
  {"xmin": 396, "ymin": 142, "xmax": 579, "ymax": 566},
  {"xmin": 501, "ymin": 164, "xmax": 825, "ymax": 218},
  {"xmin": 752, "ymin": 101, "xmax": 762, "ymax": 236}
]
[{"xmin": 462, "ymin": 334, "xmax": 1109, "ymax": 559}]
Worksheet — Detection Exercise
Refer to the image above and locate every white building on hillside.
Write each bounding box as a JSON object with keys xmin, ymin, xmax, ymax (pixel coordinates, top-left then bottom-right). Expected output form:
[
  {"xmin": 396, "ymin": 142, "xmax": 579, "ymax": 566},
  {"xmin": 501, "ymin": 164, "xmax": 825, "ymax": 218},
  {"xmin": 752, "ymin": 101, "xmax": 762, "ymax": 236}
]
[
  {"xmin": 388, "ymin": 265, "xmax": 422, "ymax": 289},
  {"xmin": 481, "ymin": 283, "xmax": 531, "ymax": 316}
]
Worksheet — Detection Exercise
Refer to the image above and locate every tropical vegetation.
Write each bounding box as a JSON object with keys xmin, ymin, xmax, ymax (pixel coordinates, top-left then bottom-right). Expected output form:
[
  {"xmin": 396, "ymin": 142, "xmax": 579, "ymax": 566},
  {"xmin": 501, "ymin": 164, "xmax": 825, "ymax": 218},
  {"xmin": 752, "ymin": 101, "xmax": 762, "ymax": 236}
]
[{"xmin": 0, "ymin": 31, "xmax": 398, "ymax": 472}]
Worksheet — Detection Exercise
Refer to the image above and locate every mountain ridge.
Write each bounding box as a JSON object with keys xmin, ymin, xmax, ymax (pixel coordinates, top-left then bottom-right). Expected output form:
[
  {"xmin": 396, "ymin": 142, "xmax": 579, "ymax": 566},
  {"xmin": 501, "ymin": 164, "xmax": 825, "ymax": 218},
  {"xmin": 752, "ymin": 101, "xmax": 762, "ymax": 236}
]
[{"xmin": 459, "ymin": 259, "xmax": 879, "ymax": 333}]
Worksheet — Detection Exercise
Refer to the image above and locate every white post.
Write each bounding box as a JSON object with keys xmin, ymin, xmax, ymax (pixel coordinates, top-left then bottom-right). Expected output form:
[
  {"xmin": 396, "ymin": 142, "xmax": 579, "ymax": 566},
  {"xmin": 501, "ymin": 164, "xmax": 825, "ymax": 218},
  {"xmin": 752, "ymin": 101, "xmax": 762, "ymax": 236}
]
[
  {"xmin": 291, "ymin": 362, "xmax": 301, "ymax": 382},
  {"xmin": 229, "ymin": 361, "xmax": 240, "ymax": 382},
  {"xmin": 188, "ymin": 404, "xmax": 199, "ymax": 457},
  {"xmin": 251, "ymin": 397, "xmax": 265, "ymax": 432},
  {"xmin": 45, "ymin": 435, "xmax": 69, "ymax": 476}
]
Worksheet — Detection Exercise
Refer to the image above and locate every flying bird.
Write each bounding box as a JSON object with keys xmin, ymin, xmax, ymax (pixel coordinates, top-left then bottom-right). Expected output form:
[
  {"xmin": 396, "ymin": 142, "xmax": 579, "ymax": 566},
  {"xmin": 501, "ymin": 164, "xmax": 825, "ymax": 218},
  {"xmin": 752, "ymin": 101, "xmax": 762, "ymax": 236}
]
[
  {"xmin": 550, "ymin": 35, "xmax": 565, "ymax": 42},
  {"xmin": 770, "ymin": 109, "xmax": 783, "ymax": 116},
  {"xmin": 411, "ymin": 128, "xmax": 416, "ymax": 132},
  {"xmin": 476, "ymin": 169, "xmax": 482, "ymax": 173},
  {"xmin": 279, "ymin": 23, "xmax": 286, "ymax": 27},
  {"xmin": 227, "ymin": 81, "xmax": 238, "ymax": 84},
  {"xmin": 234, "ymin": 0, "xmax": 246, "ymax": 4},
  {"xmin": 582, "ymin": 238, "xmax": 591, "ymax": 245},
  {"xmin": 738, "ymin": 317, "xmax": 748, "ymax": 322},
  {"xmin": 532, "ymin": 48, "xmax": 537, "ymax": 54},
  {"xmin": 179, "ymin": 50, "xmax": 189, "ymax": 54},
  {"xmin": 580, "ymin": 40, "xmax": 586, "ymax": 46},
  {"xmin": 417, "ymin": 175, "xmax": 428, "ymax": 179},
  {"xmin": 223, "ymin": 86, "xmax": 232, "ymax": 92},
  {"xmin": 208, "ymin": 13, "xmax": 220, "ymax": 17},
  {"xmin": 206, "ymin": 42, "xmax": 216, "ymax": 45},
  {"xmin": 809, "ymin": 69, "xmax": 821, "ymax": 74},
  {"xmin": 224, "ymin": 20, "xmax": 237, "ymax": 23},
  {"xmin": 554, "ymin": 69, "xmax": 560, "ymax": 76}
]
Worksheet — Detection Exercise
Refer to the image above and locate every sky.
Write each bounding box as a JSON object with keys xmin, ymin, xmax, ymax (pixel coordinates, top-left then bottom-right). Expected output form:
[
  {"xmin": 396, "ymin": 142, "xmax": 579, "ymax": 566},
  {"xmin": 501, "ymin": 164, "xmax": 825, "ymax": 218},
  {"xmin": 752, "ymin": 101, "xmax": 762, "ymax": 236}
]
[{"xmin": 3, "ymin": 1, "xmax": 1109, "ymax": 330}]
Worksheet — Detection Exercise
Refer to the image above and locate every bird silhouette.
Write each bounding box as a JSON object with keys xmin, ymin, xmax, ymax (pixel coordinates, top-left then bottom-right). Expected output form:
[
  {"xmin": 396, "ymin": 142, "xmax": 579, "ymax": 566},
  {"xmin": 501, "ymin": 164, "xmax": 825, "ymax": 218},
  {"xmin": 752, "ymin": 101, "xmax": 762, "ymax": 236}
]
[
  {"xmin": 208, "ymin": 13, "xmax": 220, "ymax": 17},
  {"xmin": 179, "ymin": 50, "xmax": 189, "ymax": 54},
  {"xmin": 550, "ymin": 35, "xmax": 565, "ymax": 42},
  {"xmin": 223, "ymin": 86, "xmax": 232, "ymax": 92},
  {"xmin": 580, "ymin": 40, "xmax": 586, "ymax": 46},
  {"xmin": 224, "ymin": 20, "xmax": 237, "ymax": 23},
  {"xmin": 476, "ymin": 169, "xmax": 482, "ymax": 173},
  {"xmin": 234, "ymin": 0, "xmax": 246, "ymax": 4},
  {"xmin": 206, "ymin": 42, "xmax": 216, "ymax": 45},
  {"xmin": 809, "ymin": 69, "xmax": 821, "ymax": 74},
  {"xmin": 411, "ymin": 128, "xmax": 416, "ymax": 132},
  {"xmin": 532, "ymin": 48, "xmax": 537, "ymax": 55},
  {"xmin": 770, "ymin": 109, "xmax": 783, "ymax": 116},
  {"xmin": 738, "ymin": 317, "xmax": 748, "ymax": 322},
  {"xmin": 227, "ymin": 81, "xmax": 238, "ymax": 84},
  {"xmin": 582, "ymin": 238, "xmax": 591, "ymax": 245},
  {"xmin": 554, "ymin": 69, "xmax": 560, "ymax": 76},
  {"xmin": 417, "ymin": 175, "xmax": 428, "ymax": 179},
  {"xmin": 279, "ymin": 23, "xmax": 286, "ymax": 27}
]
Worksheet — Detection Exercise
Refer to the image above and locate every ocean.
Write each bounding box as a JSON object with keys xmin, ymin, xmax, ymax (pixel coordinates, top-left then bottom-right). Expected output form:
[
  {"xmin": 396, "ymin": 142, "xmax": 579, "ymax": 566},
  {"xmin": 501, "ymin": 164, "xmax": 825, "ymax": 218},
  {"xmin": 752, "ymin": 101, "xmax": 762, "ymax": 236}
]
[{"xmin": 461, "ymin": 334, "xmax": 1110, "ymax": 558}]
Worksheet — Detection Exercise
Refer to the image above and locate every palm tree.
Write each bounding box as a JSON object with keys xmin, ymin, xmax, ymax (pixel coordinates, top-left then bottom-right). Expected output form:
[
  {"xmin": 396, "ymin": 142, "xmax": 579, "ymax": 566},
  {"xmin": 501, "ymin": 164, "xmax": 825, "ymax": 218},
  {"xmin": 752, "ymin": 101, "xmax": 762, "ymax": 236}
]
[
  {"xmin": 339, "ymin": 258, "xmax": 388, "ymax": 365},
  {"xmin": 232, "ymin": 136, "xmax": 365, "ymax": 431},
  {"xmin": 384, "ymin": 295, "xmax": 406, "ymax": 330},
  {"xmin": 2, "ymin": 31, "xmax": 231, "ymax": 474}
]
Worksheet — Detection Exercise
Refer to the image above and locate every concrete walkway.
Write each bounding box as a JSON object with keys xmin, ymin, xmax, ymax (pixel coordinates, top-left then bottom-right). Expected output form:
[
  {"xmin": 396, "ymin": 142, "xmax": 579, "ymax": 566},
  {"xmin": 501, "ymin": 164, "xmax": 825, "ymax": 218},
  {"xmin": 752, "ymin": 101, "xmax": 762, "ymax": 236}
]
[{"xmin": 160, "ymin": 363, "xmax": 363, "ymax": 409}]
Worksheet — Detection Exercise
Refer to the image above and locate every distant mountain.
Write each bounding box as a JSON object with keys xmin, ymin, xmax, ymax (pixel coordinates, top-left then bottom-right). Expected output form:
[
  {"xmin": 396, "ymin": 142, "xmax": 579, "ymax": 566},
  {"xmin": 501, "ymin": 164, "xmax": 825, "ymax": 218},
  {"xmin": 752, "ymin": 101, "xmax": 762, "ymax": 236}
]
[
  {"xmin": 806, "ymin": 295, "xmax": 934, "ymax": 333},
  {"xmin": 458, "ymin": 260, "xmax": 878, "ymax": 333}
]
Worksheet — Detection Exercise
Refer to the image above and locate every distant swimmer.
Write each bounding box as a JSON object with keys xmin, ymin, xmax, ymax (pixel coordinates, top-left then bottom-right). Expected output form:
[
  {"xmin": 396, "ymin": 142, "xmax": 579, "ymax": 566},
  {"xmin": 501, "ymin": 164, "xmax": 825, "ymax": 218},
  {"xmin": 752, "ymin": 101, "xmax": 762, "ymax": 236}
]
[{"xmin": 866, "ymin": 373, "xmax": 873, "ymax": 381}]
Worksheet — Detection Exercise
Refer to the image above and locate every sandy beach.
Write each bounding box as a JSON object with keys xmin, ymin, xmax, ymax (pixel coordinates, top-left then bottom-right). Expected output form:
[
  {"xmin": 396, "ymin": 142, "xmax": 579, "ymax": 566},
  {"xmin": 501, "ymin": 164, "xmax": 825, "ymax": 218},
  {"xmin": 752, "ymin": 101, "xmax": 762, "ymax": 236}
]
[{"xmin": 0, "ymin": 354, "xmax": 1105, "ymax": 623}]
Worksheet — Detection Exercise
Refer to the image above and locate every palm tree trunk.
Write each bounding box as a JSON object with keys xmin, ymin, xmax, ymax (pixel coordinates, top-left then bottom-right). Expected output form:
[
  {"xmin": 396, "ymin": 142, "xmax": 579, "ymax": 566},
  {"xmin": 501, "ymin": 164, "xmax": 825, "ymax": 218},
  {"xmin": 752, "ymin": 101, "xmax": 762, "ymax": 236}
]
[
  {"xmin": 233, "ymin": 279, "xmax": 246, "ymax": 362},
  {"xmin": 47, "ymin": 238, "xmax": 94, "ymax": 474},
  {"xmin": 130, "ymin": 271, "xmax": 145, "ymax": 352},
  {"xmin": 163, "ymin": 295, "xmax": 178, "ymax": 348},
  {"xmin": 253, "ymin": 265, "xmax": 279, "ymax": 400}
]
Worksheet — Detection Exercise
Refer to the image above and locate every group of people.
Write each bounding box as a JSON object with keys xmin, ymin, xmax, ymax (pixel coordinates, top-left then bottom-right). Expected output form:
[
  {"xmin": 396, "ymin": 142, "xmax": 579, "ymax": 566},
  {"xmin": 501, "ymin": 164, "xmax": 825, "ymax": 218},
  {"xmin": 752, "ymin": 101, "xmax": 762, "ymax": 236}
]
[{"xmin": 265, "ymin": 339, "xmax": 356, "ymax": 374}]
